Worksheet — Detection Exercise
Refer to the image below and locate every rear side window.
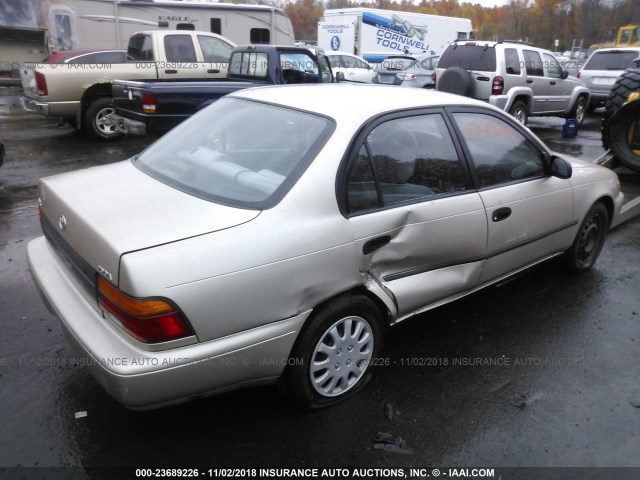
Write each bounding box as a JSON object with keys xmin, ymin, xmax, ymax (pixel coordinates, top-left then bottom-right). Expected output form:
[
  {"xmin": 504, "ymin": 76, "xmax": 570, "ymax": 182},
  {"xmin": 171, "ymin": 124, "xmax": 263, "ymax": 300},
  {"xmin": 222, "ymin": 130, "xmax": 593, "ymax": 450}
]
[
  {"xmin": 505, "ymin": 48, "xmax": 521, "ymax": 75},
  {"xmin": 346, "ymin": 114, "xmax": 467, "ymax": 213},
  {"xmin": 164, "ymin": 35, "xmax": 197, "ymax": 62},
  {"xmin": 128, "ymin": 34, "xmax": 154, "ymax": 61},
  {"xmin": 523, "ymin": 50, "xmax": 544, "ymax": 76},
  {"xmin": 583, "ymin": 51, "xmax": 640, "ymax": 70},
  {"xmin": 438, "ymin": 44, "xmax": 497, "ymax": 72}
]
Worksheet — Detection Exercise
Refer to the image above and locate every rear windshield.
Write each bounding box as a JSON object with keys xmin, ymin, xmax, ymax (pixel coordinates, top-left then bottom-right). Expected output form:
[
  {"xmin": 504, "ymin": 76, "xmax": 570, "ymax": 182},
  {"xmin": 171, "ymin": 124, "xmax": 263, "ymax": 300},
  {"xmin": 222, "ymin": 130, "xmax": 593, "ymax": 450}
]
[
  {"xmin": 438, "ymin": 44, "xmax": 497, "ymax": 72},
  {"xmin": 583, "ymin": 51, "xmax": 639, "ymax": 70},
  {"xmin": 135, "ymin": 98, "xmax": 334, "ymax": 209}
]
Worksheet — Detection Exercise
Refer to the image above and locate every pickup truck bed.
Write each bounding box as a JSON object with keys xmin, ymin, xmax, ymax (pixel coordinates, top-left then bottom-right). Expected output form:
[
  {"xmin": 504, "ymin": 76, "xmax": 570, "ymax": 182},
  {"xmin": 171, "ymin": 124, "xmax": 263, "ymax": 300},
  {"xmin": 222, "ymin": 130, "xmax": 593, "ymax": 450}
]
[
  {"xmin": 111, "ymin": 45, "xmax": 336, "ymax": 137},
  {"xmin": 112, "ymin": 79, "xmax": 267, "ymax": 135}
]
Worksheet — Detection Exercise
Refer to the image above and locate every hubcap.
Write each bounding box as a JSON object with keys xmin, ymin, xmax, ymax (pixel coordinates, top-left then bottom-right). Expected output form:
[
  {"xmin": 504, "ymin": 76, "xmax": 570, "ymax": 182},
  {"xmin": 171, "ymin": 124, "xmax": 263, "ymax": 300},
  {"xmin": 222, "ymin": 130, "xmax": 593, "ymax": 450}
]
[
  {"xmin": 95, "ymin": 107, "xmax": 117, "ymax": 136},
  {"xmin": 513, "ymin": 107, "xmax": 526, "ymax": 124},
  {"xmin": 310, "ymin": 315, "xmax": 374, "ymax": 397}
]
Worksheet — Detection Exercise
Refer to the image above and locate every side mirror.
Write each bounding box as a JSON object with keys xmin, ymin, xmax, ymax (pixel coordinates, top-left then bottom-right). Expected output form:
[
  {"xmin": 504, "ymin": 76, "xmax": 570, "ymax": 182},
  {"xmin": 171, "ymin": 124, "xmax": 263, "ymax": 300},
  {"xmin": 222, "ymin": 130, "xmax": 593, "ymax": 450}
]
[
  {"xmin": 549, "ymin": 154, "xmax": 572, "ymax": 179},
  {"xmin": 335, "ymin": 71, "xmax": 345, "ymax": 82},
  {"xmin": 561, "ymin": 70, "xmax": 569, "ymax": 79}
]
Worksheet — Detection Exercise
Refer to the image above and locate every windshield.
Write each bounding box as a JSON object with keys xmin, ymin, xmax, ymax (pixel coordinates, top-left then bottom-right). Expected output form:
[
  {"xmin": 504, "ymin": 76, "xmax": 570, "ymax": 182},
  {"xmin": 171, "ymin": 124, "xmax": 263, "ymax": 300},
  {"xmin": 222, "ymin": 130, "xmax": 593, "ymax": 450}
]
[
  {"xmin": 583, "ymin": 51, "xmax": 639, "ymax": 70},
  {"xmin": 135, "ymin": 98, "xmax": 334, "ymax": 209}
]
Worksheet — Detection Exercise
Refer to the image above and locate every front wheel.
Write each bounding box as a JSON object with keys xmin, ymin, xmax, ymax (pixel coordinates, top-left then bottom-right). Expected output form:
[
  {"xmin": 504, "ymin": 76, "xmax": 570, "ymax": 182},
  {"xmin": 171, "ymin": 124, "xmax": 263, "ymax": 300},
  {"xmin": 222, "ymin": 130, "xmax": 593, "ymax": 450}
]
[
  {"xmin": 563, "ymin": 202, "xmax": 609, "ymax": 274},
  {"xmin": 279, "ymin": 294, "xmax": 385, "ymax": 410},
  {"xmin": 508, "ymin": 100, "xmax": 528, "ymax": 125},
  {"xmin": 84, "ymin": 97, "xmax": 123, "ymax": 141}
]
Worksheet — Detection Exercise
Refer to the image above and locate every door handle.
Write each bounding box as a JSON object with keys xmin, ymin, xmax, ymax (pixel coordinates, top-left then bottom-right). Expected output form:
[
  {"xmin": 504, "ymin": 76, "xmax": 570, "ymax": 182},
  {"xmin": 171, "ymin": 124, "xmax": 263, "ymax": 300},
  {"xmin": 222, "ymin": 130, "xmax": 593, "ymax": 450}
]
[
  {"xmin": 492, "ymin": 207, "xmax": 512, "ymax": 222},
  {"xmin": 526, "ymin": 79, "xmax": 534, "ymax": 83},
  {"xmin": 207, "ymin": 69, "xmax": 220, "ymax": 74},
  {"xmin": 363, "ymin": 235, "xmax": 391, "ymax": 255},
  {"xmin": 165, "ymin": 69, "xmax": 178, "ymax": 74},
  {"xmin": 550, "ymin": 80, "xmax": 556, "ymax": 85}
]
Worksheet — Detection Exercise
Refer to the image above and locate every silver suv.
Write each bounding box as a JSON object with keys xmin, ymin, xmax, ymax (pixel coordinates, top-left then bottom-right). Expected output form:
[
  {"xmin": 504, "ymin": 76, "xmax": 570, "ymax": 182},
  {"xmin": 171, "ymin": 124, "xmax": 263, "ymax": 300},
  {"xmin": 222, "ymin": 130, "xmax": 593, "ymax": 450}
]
[
  {"xmin": 578, "ymin": 47, "xmax": 640, "ymax": 111},
  {"xmin": 435, "ymin": 40, "xmax": 590, "ymax": 125}
]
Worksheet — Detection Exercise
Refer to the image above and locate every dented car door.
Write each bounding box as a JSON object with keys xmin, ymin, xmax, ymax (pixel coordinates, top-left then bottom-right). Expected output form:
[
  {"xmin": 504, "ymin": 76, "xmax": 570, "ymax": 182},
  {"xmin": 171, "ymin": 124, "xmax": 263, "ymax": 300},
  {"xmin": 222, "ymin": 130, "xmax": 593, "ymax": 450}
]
[{"xmin": 342, "ymin": 112, "xmax": 488, "ymax": 320}]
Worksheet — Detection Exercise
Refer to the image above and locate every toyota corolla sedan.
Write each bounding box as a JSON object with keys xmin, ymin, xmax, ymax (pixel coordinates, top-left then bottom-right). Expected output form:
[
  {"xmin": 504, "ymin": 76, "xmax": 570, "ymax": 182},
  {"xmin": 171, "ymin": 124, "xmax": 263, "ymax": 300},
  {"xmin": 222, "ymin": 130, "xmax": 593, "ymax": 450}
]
[{"xmin": 28, "ymin": 84, "xmax": 623, "ymax": 410}]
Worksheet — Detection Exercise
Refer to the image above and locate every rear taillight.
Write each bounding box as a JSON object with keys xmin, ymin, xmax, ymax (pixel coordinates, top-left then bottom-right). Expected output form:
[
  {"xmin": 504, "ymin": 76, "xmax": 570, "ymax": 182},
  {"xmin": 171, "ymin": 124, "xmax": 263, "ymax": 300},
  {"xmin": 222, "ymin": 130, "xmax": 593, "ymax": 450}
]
[
  {"xmin": 141, "ymin": 92, "xmax": 156, "ymax": 114},
  {"xmin": 398, "ymin": 73, "xmax": 417, "ymax": 81},
  {"xmin": 491, "ymin": 76, "xmax": 504, "ymax": 95},
  {"xmin": 35, "ymin": 71, "xmax": 48, "ymax": 96},
  {"xmin": 431, "ymin": 71, "xmax": 436, "ymax": 89},
  {"xmin": 98, "ymin": 276, "xmax": 193, "ymax": 343}
]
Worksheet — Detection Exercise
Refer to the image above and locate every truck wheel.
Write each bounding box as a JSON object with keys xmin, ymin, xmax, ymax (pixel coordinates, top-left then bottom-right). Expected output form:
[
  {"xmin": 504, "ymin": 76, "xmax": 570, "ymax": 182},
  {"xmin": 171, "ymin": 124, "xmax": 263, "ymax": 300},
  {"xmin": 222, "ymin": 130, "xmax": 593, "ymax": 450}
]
[
  {"xmin": 607, "ymin": 98, "xmax": 640, "ymax": 172},
  {"xmin": 563, "ymin": 202, "xmax": 609, "ymax": 274},
  {"xmin": 601, "ymin": 68, "xmax": 640, "ymax": 152},
  {"xmin": 84, "ymin": 97, "xmax": 123, "ymax": 141},
  {"xmin": 279, "ymin": 294, "xmax": 385, "ymax": 410},
  {"xmin": 569, "ymin": 96, "xmax": 587, "ymax": 125},
  {"xmin": 508, "ymin": 100, "xmax": 528, "ymax": 125}
]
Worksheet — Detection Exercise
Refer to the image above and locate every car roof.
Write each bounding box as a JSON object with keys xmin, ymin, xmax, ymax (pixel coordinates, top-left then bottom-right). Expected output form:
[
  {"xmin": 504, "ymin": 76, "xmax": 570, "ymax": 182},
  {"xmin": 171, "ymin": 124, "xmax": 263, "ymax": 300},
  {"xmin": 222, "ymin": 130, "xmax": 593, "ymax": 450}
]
[
  {"xmin": 590, "ymin": 46, "xmax": 640, "ymax": 53},
  {"xmin": 230, "ymin": 84, "xmax": 494, "ymax": 124}
]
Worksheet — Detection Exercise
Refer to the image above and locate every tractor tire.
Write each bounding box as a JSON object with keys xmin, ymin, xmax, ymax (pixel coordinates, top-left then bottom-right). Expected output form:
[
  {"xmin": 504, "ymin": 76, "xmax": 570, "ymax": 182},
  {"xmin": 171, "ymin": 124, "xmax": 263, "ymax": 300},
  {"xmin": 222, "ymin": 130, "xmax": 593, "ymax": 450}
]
[
  {"xmin": 607, "ymin": 98, "xmax": 640, "ymax": 172},
  {"xmin": 601, "ymin": 68, "xmax": 640, "ymax": 153}
]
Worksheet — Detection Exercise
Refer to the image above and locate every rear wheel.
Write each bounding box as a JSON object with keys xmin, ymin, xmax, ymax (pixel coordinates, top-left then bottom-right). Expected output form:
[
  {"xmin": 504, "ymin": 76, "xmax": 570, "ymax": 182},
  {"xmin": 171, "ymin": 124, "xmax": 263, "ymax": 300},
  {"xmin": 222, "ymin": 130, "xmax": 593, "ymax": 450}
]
[
  {"xmin": 563, "ymin": 202, "xmax": 609, "ymax": 274},
  {"xmin": 508, "ymin": 100, "xmax": 528, "ymax": 125},
  {"xmin": 569, "ymin": 96, "xmax": 587, "ymax": 125},
  {"xmin": 279, "ymin": 294, "xmax": 385, "ymax": 410},
  {"xmin": 84, "ymin": 97, "xmax": 123, "ymax": 141}
]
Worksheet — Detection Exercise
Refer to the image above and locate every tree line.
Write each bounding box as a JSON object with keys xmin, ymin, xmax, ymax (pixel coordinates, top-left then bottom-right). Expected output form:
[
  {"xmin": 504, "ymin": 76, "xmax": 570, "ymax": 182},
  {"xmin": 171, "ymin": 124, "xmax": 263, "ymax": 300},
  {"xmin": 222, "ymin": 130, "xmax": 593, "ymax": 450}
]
[{"xmin": 274, "ymin": 0, "xmax": 640, "ymax": 52}]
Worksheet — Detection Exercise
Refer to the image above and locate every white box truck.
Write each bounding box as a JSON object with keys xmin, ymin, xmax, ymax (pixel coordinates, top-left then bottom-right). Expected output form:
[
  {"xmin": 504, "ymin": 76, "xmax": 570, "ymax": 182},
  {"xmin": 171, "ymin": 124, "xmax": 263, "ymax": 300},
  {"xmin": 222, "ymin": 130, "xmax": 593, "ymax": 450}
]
[{"xmin": 318, "ymin": 8, "xmax": 472, "ymax": 63}]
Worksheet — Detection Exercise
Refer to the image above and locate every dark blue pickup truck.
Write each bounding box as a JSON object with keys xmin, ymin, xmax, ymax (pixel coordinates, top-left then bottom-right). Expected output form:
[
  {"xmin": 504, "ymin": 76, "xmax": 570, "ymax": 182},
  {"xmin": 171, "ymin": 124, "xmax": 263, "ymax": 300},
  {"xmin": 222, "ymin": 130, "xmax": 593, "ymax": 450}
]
[{"xmin": 110, "ymin": 44, "xmax": 336, "ymax": 136}]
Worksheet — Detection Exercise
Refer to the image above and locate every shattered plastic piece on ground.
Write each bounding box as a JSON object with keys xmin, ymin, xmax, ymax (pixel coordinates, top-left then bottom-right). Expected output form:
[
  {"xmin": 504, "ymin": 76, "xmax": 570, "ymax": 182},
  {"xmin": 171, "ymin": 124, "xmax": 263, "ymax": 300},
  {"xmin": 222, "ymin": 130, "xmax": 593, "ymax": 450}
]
[
  {"xmin": 373, "ymin": 432, "xmax": 414, "ymax": 455},
  {"xmin": 74, "ymin": 411, "xmax": 88, "ymax": 419},
  {"xmin": 385, "ymin": 402, "xmax": 394, "ymax": 420}
]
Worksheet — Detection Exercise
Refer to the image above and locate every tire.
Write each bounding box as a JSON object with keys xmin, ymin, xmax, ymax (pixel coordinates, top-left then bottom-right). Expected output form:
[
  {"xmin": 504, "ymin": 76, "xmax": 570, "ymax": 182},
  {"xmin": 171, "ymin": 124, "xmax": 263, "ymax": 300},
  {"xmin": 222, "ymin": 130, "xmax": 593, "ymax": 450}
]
[
  {"xmin": 84, "ymin": 97, "xmax": 123, "ymax": 141},
  {"xmin": 607, "ymin": 99, "xmax": 640, "ymax": 172},
  {"xmin": 563, "ymin": 202, "xmax": 609, "ymax": 274},
  {"xmin": 436, "ymin": 67, "xmax": 473, "ymax": 96},
  {"xmin": 279, "ymin": 294, "xmax": 385, "ymax": 410},
  {"xmin": 508, "ymin": 100, "xmax": 528, "ymax": 125},
  {"xmin": 601, "ymin": 68, "xmax": 640, "ymax": 151},
  {"xmin": 568, "ymin": 96, "xmax": 587, "ymax": 125}
]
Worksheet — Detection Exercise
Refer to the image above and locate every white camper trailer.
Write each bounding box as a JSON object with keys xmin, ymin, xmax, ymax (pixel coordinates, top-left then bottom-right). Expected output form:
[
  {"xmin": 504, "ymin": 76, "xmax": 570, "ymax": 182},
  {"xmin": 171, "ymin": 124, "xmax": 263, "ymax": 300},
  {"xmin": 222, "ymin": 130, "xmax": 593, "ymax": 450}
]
[
  {"xmin": 318, "ymin": 8, "xmax": 472, "ymax": 63},
  {"xmin": 0, "ymin": 0, "xmax": 295, "ymax": 77}
]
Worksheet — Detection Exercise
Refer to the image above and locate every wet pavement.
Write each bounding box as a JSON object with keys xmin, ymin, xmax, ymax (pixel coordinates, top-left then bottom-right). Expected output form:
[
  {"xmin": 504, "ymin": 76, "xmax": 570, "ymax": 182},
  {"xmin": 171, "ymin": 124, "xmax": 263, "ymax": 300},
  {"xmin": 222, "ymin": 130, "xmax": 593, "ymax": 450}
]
[{"xmin": 1, "ymin": 85, "xmax": 639, "ymax": 479}]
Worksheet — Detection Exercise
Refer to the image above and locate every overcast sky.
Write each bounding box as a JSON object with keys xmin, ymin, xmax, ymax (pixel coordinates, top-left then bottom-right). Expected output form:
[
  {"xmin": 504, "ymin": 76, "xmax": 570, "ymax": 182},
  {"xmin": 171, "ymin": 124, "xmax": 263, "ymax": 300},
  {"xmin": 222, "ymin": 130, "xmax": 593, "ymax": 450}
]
[{"xmin": 465, "ymin": 0, "xmax": 510, "ymax": 8}]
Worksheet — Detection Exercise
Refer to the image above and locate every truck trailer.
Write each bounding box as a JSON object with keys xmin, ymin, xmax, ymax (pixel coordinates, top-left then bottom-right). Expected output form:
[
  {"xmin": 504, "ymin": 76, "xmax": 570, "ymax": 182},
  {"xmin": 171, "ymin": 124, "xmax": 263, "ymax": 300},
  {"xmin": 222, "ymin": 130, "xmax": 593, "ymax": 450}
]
[{"xmin": 317, "ymin": 8, "xmax": 472, "ymax": 63}]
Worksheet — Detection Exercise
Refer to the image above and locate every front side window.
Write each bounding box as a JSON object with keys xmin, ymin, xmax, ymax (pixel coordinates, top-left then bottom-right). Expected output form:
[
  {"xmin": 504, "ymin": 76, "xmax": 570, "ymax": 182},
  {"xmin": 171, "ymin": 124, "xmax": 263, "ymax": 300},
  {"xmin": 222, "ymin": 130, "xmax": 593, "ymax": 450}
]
[
  {"xmin": 523, "ymin": 49, "xmax": 544, "ymax": 76},
  {"xmin": 346, "ymin": 114, "xmax": 467, "ymax": 213},
  {"xmin": 197, "ymin": 35, "xmax": 233, "ymax": 63},
  {"xmin": 453, "ymin": 112, "xmax": 545, "ymax": 188},
  {"xmin": 135, "ymin": 98, "xmax": 334, "ymax": 209},
  {"xmin": 543, "ymin": 53, "xmax": 562, "ymax": 78}
]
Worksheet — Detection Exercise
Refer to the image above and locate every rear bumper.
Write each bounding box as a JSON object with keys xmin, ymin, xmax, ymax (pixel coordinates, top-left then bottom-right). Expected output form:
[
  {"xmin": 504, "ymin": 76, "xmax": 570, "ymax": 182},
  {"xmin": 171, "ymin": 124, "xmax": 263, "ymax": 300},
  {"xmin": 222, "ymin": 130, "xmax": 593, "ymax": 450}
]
[
  {"xmin": 21, "ymin": 96, "xmax": 49, "ymax": 115},
  {"xmin": 27, "ymin": 236, "xmax": 309, "ymax": 410},
  {"xmin": 108, "ymin": 113, "xmax": 148, "ymax": 136},
  {"xmin": 21, "ymin": 97, "xmax": 79, "ymax": 118}
]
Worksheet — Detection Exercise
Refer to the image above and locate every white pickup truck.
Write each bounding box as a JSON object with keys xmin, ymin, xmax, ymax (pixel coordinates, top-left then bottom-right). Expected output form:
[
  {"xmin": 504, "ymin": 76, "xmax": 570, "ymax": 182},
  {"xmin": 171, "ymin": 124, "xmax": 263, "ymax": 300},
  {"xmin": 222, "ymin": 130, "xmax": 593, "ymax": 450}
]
[{"xmin": 21, "ymin": 30, "xmax": 235, "ymax": 140}]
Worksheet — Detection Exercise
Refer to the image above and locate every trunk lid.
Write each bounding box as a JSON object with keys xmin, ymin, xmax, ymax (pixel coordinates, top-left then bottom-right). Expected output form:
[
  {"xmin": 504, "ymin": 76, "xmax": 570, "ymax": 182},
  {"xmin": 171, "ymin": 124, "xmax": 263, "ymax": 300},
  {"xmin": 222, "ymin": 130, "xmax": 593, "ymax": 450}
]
[{"xmin": 39, "ymin": 159, "xmax": 259, "ymax": 288}]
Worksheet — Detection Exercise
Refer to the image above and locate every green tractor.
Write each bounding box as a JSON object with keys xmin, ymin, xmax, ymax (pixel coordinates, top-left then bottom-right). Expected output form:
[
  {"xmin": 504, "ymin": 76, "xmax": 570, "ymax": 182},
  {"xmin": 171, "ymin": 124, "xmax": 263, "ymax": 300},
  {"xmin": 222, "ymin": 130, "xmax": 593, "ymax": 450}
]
[{"xmin": 602, "ymin": 56, "xmax": 640, "ymax": 172}]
